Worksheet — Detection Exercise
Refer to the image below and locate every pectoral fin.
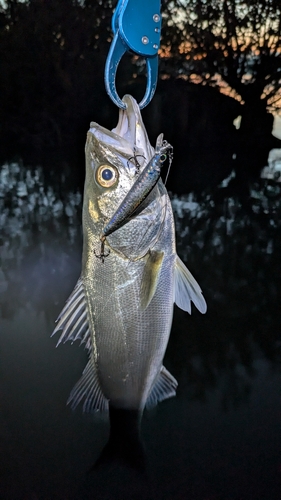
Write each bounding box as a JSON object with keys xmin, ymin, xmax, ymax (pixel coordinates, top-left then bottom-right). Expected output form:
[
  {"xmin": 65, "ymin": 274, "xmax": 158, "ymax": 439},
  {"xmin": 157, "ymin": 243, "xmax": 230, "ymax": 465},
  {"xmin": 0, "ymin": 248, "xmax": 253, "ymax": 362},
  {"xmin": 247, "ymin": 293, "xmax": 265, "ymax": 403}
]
[
  {"xmin": 174, "ymin": 256, "xmax": 207, "ymax": 314},
  {"xmin": 140, "ymin": 250, "xmax": 164, "ymax": 310},
  {"xmin": 67, "ymin": 356, "xmax": 109, "ymax": 412},
  {"xmin": 146, "ymin": 366, "xmax": 178, "ymax": 409},
  {"xmin": 52, "ymin": 277, "xmax": 91, "ymax": 350}
]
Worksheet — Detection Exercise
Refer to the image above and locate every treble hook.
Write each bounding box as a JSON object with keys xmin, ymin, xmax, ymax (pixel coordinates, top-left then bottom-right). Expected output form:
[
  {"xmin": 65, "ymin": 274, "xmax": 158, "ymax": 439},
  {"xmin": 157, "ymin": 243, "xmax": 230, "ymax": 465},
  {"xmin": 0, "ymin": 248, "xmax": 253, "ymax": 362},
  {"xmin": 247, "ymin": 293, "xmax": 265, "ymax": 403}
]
[
  {"xmin": 127, "ymin": 151, "xmax": 146, "ymax": 175},
  {"xmin": 94, "ymin": 236, "xmax": 110, "ymax": 263}
]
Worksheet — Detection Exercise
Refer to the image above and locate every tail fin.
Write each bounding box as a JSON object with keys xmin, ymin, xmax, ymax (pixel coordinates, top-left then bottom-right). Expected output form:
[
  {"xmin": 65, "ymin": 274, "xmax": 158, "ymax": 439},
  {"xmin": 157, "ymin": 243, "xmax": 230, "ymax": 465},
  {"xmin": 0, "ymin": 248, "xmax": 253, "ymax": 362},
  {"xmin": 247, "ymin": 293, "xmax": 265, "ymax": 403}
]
[{"xmin": 94, "ymin": 407, "xmax": 146, "ymax": 472}]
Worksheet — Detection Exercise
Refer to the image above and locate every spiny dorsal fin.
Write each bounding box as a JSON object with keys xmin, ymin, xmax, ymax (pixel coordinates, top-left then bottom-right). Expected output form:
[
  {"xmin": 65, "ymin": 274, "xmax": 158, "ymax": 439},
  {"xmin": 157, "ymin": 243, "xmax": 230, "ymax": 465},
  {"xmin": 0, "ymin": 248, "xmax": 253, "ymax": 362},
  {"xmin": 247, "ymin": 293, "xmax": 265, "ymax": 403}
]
[
  {"xmin": 51, "ymin": 277, "xmax": 91, "ymax": 350},
  {"xmin": 140, "ymin": 250, "xmax": 164, "ymax": 310},
  {"xmin": 146, "ymin": 366, "xmax": 178, "ymax": 409},
  {"xmin": 67, "ymin": 356, "xmax": 108, "ymax": 412},
  {"xmin": 174, "ymin": 256, "xmax": 207, "ymax": 314}
]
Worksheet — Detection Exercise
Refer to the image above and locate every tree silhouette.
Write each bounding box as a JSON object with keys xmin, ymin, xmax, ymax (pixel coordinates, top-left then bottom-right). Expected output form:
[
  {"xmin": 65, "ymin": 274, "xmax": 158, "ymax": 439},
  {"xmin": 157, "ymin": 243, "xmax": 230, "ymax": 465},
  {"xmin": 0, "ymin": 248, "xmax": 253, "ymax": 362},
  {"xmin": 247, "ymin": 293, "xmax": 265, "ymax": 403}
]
[
  {"xmin": 0, "ymin": 0, "xmax": 117, "ymax": 168},
  {"xmin": 161, "ymin": 0, "xmax": 281, "ymax": 111},
  {"xmin": 160, "ymin": 0, "xmax": 281, "ymax": 182},
  {"xmin": 1, "ymin": 0, "xmax": 280, "ymax": 191}
]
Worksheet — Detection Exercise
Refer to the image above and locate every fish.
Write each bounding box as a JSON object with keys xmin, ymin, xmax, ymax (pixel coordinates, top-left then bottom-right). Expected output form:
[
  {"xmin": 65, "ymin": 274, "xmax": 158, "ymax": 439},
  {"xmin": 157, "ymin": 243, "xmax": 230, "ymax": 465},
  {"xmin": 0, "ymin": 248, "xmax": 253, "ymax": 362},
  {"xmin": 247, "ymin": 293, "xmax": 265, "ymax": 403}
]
[{"xmin": 52, "ymin": 94, "xmax": 207, "ymax": 469}]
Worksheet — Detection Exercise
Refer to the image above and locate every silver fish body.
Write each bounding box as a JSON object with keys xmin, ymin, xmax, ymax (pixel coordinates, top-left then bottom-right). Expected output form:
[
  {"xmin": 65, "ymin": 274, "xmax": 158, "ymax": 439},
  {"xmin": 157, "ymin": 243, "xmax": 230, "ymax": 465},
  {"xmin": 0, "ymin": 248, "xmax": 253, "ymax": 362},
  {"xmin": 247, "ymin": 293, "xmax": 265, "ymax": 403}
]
[
  {"xmin": 83, "ymin": 180, "xmax": 176, "ymax": 410},
  {"xmin": 53, "ymin": 95, "xmax": 206, "ymax": 440}
]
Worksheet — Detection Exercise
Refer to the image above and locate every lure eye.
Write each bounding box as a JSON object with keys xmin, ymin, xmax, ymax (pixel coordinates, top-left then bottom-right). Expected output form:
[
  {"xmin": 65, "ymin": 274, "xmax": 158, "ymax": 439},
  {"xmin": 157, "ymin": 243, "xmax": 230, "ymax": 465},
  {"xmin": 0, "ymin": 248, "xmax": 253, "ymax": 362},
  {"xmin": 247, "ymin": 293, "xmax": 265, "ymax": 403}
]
[
  {"xmin": 160, "ymin": 154, "xmax": 167, "ymax": 163},
  {"xmin": 96, "ymin": 164, "xmax": 118, "ymax": 187}
]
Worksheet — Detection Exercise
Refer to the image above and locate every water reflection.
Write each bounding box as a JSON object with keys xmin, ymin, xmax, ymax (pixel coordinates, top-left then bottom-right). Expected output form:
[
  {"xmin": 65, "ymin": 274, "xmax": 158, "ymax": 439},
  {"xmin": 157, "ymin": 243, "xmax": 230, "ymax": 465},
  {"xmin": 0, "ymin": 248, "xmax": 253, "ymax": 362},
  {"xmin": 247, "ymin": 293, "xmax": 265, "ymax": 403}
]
[
  {"xmin": 1, "ymin": 163, "xmax": 281, "ymax": 499},
  {"xmin": 170, "ymin": 188, "xmax": 281, "ymax": 409},
  {"xmin": 0, "ymin": 162, "xmax": 82, "ymax": 321},
  {"xmin": 1, "ymin": 164, "xmax": 281, "ymax": 401}
]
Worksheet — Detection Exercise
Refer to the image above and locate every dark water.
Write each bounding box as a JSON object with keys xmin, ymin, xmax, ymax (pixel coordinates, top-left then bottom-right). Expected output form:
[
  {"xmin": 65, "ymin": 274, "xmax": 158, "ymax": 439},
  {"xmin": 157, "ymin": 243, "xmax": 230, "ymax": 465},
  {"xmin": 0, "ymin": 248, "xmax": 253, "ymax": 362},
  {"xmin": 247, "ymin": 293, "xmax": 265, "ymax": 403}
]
[{"xmin": 1, "ymin": 164, "xmax": 281, "ymax": 499}]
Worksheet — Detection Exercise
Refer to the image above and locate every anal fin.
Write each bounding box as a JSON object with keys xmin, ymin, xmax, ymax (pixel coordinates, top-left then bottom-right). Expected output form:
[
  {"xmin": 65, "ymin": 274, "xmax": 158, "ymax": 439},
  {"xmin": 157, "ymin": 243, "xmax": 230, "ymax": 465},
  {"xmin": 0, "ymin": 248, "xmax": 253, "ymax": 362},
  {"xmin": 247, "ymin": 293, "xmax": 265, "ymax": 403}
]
[
  {"xmin": 67, "ymin": 356, "xmax": 109, "ymax": 412},
  {"xmin": 51, "ymin": 277, "xmax": 92, "ymax": 350},
  {"xmin": 146, "ymin": 366, "xmax": 178, "ymax": 409}
]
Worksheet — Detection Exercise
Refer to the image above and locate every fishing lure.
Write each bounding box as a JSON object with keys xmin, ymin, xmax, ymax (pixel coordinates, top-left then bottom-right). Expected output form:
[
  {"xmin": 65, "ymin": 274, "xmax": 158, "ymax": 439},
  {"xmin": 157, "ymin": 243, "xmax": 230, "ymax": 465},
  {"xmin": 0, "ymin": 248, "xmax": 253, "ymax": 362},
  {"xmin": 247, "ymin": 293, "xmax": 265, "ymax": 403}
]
[{"xmin": 95, "ymin": 137, "xmax": 173, "ymax": 262}]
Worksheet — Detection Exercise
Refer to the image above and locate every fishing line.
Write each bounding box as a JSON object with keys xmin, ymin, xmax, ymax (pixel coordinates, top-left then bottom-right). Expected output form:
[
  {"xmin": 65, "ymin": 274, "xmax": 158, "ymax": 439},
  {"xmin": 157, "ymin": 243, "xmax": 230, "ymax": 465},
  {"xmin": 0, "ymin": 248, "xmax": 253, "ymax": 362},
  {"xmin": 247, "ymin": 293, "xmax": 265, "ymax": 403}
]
[{"xmin": 164, "ymin": 147, "xmax": 174, "ymax": 185}]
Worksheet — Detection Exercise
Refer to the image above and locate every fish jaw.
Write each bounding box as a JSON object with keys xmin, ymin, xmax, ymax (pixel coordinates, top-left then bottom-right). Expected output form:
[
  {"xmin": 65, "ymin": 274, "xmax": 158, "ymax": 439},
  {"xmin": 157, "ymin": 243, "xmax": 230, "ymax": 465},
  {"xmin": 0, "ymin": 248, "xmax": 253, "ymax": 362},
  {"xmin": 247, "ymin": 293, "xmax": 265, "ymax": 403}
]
[
  {"xmin": 84, "ymin": 95, "xmax": 158, "ymax": 227},
  {"xmin": 88, "ymin": 94, "xmax": 154, "ymax": 170},
  {"xmin": 111, "ymin": 94, "xmax": 154, "ymax": 162}
]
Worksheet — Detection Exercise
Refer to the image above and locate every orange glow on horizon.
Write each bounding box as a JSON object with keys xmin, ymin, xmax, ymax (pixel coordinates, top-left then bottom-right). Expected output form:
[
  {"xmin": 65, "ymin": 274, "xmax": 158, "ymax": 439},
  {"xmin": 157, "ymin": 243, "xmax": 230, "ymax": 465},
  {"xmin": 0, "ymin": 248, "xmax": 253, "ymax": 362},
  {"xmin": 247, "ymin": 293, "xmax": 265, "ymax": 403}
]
[{"xmin": 158, "ymin": 43, "xmax": 281, "ymax": 111}]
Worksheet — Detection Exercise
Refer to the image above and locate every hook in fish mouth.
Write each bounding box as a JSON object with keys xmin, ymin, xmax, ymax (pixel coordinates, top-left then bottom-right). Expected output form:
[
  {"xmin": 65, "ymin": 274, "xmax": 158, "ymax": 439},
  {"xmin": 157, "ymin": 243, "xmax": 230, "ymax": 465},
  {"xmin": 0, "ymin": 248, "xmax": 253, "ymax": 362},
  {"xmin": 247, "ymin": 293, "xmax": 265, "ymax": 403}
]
[
  {"xmin": 94, "ymin": 236, "xmax": 110, "ymax": 263},
  {"xmin": 127, "ymin": 150, "xmax": 146, "ymax": 175}
]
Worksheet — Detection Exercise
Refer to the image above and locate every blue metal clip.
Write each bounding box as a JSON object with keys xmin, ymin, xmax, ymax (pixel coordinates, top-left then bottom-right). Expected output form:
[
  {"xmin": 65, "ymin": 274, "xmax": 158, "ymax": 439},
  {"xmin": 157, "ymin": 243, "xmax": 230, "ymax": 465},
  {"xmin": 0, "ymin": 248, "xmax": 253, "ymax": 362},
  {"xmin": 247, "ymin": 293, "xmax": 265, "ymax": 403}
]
[{"xmin": 105, "ymin": 0, "xmax": 162, "ymax": 109}]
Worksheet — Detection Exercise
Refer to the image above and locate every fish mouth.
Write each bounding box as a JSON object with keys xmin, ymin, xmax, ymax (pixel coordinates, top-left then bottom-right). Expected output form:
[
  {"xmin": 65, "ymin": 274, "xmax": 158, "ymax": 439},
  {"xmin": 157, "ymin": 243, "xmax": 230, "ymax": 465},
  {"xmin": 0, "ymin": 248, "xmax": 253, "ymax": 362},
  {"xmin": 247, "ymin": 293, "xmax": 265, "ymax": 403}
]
[
  {"xmin": 89, "ymin": 95, "xmax": 154, "ymax": 172},
  {"xmin": 112, "ymin": 94, "xmax": 154, "ymax": 161}
]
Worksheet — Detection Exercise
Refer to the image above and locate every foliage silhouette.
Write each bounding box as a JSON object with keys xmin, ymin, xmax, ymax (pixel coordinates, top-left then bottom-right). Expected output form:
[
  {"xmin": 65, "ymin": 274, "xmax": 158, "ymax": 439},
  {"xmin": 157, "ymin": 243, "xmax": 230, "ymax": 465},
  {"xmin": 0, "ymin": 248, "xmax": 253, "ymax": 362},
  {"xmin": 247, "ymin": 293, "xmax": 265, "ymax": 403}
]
[
  {"xmin": 0, "ymin": 0, "xmax": 280, "ymax": 193},
  {"xmin": 160, "ymin": 0, "xmax": 281, "ymax": 183}
]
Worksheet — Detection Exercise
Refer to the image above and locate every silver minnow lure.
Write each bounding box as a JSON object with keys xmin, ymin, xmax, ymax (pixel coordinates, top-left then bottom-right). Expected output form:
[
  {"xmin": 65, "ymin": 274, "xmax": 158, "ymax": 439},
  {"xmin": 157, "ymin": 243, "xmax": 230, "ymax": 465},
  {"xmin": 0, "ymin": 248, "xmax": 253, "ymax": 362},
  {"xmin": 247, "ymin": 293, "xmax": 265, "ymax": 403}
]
[
  {"xmin": 101, "ymin": 138, "xmax": 173, "ymax": 239},
  {"xmin": 96, "ymin": 137, "xmax": 173, "ymax": 263},
  {"xmin": 52, "ymin": 94, "xmax": 207, "ymax": 468}
]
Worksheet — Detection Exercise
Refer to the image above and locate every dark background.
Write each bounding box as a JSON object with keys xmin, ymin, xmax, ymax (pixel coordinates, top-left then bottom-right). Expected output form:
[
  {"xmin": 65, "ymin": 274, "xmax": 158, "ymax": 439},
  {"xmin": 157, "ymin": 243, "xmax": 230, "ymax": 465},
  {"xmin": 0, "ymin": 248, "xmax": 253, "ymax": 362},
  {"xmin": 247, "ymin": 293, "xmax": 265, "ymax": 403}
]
[
  {"xmin": 1, "ymin": 0, "xmax": 281, "ymax": 194},
  {"xmin": 1, "ymin": 1, "xmax": 281, "ymax": 499}
]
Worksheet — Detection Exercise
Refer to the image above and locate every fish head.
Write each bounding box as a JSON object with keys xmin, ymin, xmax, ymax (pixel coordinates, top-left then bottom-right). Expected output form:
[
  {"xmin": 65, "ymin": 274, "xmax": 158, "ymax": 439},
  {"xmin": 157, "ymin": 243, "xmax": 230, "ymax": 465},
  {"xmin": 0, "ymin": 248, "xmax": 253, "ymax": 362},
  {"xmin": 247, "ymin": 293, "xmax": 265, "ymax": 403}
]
[{"xmin": 84, "ymin": 95, "xmax": 155, "ymax": 225}]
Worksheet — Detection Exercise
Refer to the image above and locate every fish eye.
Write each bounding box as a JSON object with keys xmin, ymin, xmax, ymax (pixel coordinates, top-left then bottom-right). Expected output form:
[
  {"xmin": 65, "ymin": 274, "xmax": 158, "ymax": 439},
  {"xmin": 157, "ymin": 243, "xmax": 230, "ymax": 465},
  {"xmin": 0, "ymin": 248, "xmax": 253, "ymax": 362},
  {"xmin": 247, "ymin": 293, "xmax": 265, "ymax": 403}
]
[
  {"xmin": 96, "ymin": 164, "xmax": 118, "ymax": 187},
  {"xmin": 160, "ymin": 154, "xmax": 167, "ymax": 163}
]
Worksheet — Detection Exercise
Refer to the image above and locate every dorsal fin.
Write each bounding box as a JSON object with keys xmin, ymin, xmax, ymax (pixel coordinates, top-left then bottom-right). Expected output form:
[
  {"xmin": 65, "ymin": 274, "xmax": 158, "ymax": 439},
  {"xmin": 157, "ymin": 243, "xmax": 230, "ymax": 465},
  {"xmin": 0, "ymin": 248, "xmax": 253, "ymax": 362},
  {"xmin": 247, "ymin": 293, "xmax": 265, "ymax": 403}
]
[
  {"xmin": 52, "ymin": 277, "xmax": 92, "ymax": 350},
  {"xmin": 146, "ymin": 366, "xmax": 178, "ymax": 409},
  {"xmin": 67, "ymin": 356, "xmax": 108, "ymax": 412},
  {"xmin": 174, "ymin": 256, "xmax": 207, "ymax": 314}
]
